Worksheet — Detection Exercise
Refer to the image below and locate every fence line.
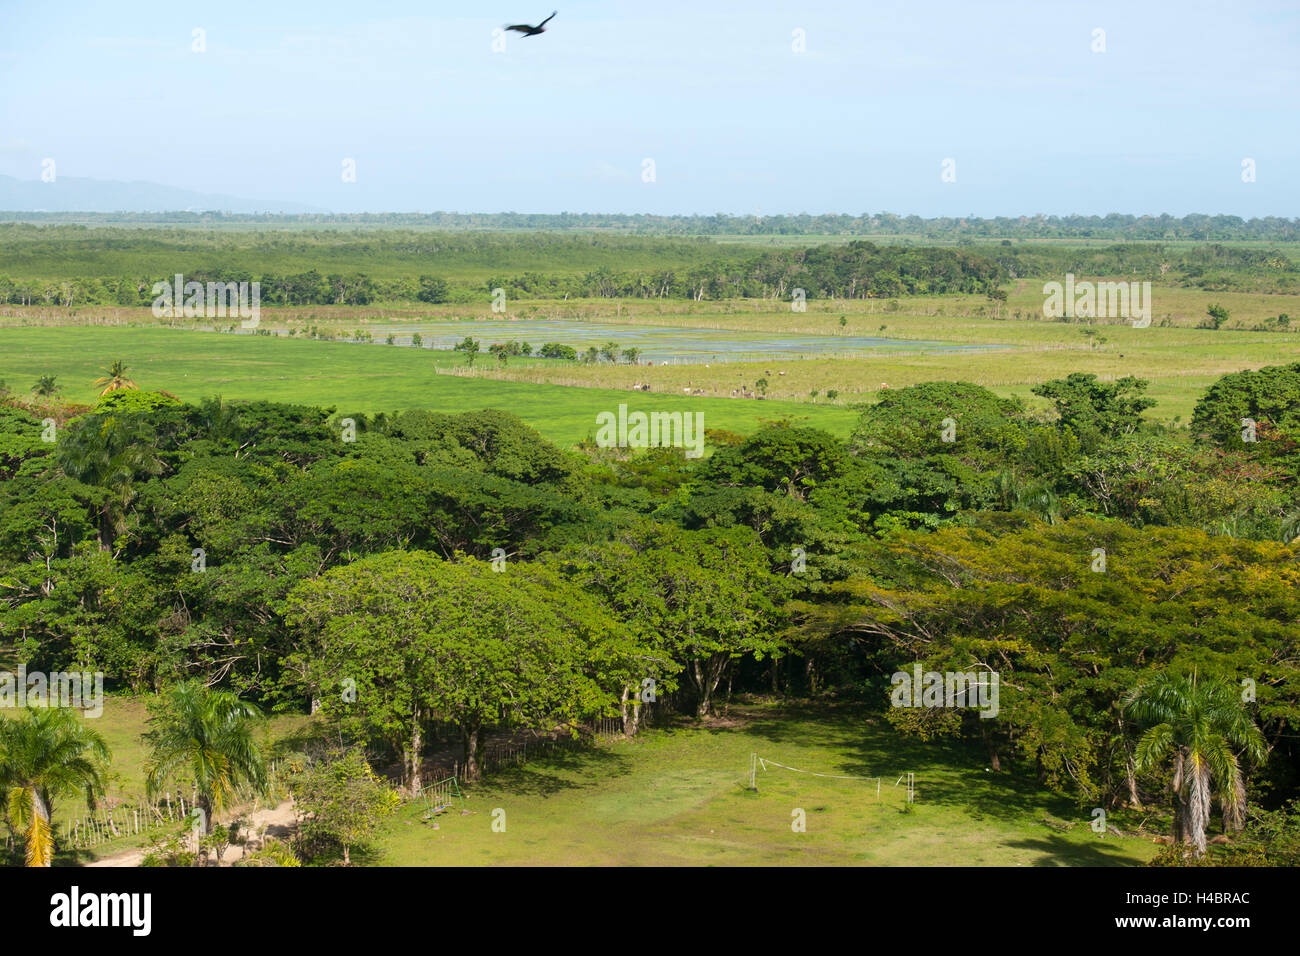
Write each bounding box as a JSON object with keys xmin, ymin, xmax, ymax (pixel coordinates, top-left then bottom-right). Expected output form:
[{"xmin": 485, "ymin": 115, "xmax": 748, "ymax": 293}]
[
  {"xmin": 60, "ymin": 793, "xmax": 181, "ymax": 850},
  {"xmin": 55, "ymin": 759, "xmax": 286, "ymax": 852},
  {"xmin": 445, "ymin": 699, "xmax": 666, "ymax": 781}
]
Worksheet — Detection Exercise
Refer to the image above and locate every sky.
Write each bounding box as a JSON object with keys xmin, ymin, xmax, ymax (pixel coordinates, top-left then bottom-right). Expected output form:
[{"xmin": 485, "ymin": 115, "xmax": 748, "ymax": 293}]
[{"xmin": 0, "ymin": 0, "xmax": 1297, "ymax": 216}]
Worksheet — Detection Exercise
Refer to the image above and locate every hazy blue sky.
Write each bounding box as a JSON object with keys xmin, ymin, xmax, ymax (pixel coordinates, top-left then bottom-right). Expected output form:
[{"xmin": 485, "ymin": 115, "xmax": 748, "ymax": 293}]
[{"xmin": 1, "ymin": 0, "xmax": 1296, "ymax": 216}]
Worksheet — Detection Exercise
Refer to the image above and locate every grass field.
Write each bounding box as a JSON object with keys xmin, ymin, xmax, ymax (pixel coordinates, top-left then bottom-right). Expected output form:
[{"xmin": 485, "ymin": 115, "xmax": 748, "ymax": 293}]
[
  {"xmin": 0, "ymin": 326, "xmax": 858, "ymax": 445},
  {"xmin": 5, "ymin": 279, "xmax": 1300, "ymax": 441},
  {"xmin": 30, "ymin": 694, "xmax": 1158, "ymax": 867},
  {"xmin": 8, "ymin": 691, "xmax": 1163, "ymax": 867},
  {"xmin": 377, "ymin": 702, "xmax": 1155, "ymax": 867}
]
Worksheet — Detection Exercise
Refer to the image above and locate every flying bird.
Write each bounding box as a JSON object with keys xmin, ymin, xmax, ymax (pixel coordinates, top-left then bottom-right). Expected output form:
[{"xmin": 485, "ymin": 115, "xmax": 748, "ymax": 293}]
[{"xmin": 505, "ymin": 11, "xmax": 556, "ymax": 37}]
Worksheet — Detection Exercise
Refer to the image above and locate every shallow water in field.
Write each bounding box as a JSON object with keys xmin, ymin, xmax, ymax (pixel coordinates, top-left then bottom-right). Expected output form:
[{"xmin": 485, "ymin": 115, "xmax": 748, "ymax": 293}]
[{"xmin": 341, "ymin": 318, "xmax": 1000, "ymax": 364}]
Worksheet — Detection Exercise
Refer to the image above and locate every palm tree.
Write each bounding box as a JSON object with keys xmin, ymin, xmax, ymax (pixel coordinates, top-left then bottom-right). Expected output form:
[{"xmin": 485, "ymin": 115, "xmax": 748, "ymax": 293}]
[
  {"xmin": 1280, "ymin": 508, "xmax": 1300, "ymax": 545},
  {"xmin": 193, "ymin": 395, "xmax": 250, "ymax": 457},
  {"xmin": 57, "ymin": 413, "xmax": 163, "ymax": 549},
  {"xmin": 93, "ymin": 360, "xmax": 137, "ymax": 395},
  {"xmin": 144, "ymin": 682, "xmax": 267, "ymax": 835},
  {"xmin": 31, "ymin": 375, "xmax": 60, "ymax": 403},
  {"xmin": 0, "ymin": 707, "xmax": 110, "ymax": 867},
  {"xmin": 1124, "ymin": 672, "xmax": 1267, "ymax": 856}
]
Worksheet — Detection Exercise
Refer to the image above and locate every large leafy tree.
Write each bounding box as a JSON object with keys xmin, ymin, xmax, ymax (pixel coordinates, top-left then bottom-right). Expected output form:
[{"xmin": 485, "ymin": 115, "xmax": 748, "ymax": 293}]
[
  {"xmin": 699, "ymin": 425, "xmax": 845, "ymax": 502},
  {"xmin": 0, "ymin": 707, "xmax": 109, "ymax": 867},
  {"xmin": 143, "ymin": 681, "xmax": 267, "ymax": 834},
  {"xmin": 1125, "ymin": 672, "xmax": 1267, "ymax": 855},
  {"xmin": 809, "ymin": 515, "xmax": 1300, "ymax": 799},
  {"xmin": 569, "ymin": 525, "xmax": 782, "ymax": 717},
  {"xmin": 1191, "ymin": 362, "xmax": 1300, "ymax": 467},
  {"xmin": 1031, "ymin": 373, "xmax": 1156, "ymax": 439},
  {"xmin": 379, "ymin": 408, "xmax": 576, "ymax": 486},
  {"xmin": 850, "ymin": 380, "xmax": 1027, "ymax": 464},
  {"xmin": 284, "ymin": 551, "xmax": 634, "ymax": 787}
]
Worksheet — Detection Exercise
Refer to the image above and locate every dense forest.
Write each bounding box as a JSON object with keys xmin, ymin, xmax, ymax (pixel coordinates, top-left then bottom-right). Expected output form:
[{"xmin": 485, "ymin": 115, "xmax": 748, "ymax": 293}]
[
  {"xmin": 2, "ymin": 226, "xmax": 1298, "ymax": 308},
  {"xmin": 4, "ymin": 211, "xmax": 1299, "ymax": 242},
  {"xmin": 2, "ymin": 364, "xmax": 1298, "ymax": 862}
]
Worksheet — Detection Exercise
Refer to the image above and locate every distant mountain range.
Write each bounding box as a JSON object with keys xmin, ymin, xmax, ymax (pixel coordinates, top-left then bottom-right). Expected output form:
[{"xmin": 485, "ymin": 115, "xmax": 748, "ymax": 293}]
[{"xmin": 0, "ymin": 175, "xmax": 328, "ymax": 214}]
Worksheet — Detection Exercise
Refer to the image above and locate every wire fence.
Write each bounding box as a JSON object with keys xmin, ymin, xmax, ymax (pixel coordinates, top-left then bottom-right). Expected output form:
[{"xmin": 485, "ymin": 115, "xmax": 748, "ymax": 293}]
[
  {"xmin": 444, "ymin": 700, "xmax": 667, "ymax": 781},
  {"xmin": 58, "ymin": 792, "xmax": 188, "ymax": 851},
  {"xmin": 50, "ymin": 759, "xmax": 288, "ymax": 852}
]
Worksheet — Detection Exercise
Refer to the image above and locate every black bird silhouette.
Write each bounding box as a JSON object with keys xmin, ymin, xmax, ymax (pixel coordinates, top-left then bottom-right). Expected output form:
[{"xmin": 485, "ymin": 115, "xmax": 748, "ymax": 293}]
[{"xmin": 505, "ymin": 11, "xmax": 556, "ymax": 36}]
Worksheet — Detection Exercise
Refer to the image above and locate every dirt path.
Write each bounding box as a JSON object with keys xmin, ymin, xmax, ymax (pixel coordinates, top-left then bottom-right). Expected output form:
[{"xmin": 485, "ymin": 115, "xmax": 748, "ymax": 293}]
[{"xmin": 84, "ymin": 800, "xmax": 298, "ymax": 868}]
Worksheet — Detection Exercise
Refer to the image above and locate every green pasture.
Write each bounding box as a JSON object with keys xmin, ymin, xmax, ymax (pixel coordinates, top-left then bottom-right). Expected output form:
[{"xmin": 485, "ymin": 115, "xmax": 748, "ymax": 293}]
[
  {"xmin": 379, "ymin": 702, "xmax": 1155, "ymax": 867},
  {"xmin": 0, "ymin": 326, "xmax": 858, "ymax": 445},
  {"xmin": 7, "ymin": 279, "xmax": 1300, "ymax": 436},
  {"xmin": 33, "ymin": 696, "xmax": 1158, "ymax": 867},
  {"xmin": 432, "ymin": 293, "xmax": 1300, "ymax": 421}
]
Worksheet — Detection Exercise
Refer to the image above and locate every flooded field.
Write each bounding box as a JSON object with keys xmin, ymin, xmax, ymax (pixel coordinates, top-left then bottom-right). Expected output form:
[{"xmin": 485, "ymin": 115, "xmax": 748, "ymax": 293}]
[{"xmin": 324, "ymin": 318, "xmax": 1000, "ymax": 364}]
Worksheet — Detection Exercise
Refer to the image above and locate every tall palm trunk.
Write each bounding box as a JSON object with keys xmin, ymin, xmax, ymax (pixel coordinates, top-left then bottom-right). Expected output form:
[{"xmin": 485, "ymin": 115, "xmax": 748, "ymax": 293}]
[
  {"xmin": 1170, "ymin": 750, "xmax": 1186, "ymax": 844},
  {"xmin": 1185, "ymin": 756, "xmax": 1212, "ymax": 856},
  {"xmin": 195, "ymin": 793, "xmax": 215, "ymax": 836},
  {"xmin": 23, "ymin": 788, "xmax": 53, "ymax": 867}
]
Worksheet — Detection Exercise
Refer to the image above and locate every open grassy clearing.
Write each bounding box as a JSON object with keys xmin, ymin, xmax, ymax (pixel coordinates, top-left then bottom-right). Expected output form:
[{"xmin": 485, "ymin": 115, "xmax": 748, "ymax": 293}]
[
  {"xmin": 378, "ymin": 702, "xmax": 1155, "ymax": 867},
  {"xmin": 33, "ymin": 697, "xmax": 1157, "ymax": 867},
  {"xmin": 5, "ymin": 281, "xmax": 1299, "ymax": 436},
  {"xmin": 6, "ymin": 282, "xmax": 1297, "ymax": 332},
  {"xmin": 0, "ymin": 326, "xmax": 858, "ymax": 445},
  {"xmin": 2, "ymin": 682, "xmax": 1157, "ymax": 867},
  {"xmin": 198, "ymin": 290, "xmax": 1296, "ymax": 422}
]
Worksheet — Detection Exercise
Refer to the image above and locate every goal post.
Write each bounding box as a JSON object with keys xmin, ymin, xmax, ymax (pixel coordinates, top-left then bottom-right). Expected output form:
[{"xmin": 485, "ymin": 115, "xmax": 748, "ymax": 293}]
[
  {"xmin": 894, "ymin": 772, "xmax": 915, "ymax": 804},
  {"xmin": 747, "ymin": 753, "xmax": 884, "ymax": 799}
]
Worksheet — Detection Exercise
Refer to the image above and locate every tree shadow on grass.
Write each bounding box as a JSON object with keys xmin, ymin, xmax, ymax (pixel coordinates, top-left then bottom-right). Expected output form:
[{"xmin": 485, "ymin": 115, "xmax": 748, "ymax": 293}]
[
  {"xmin": 267, "ymin": 719, "xmax": 341, "ymax": 758},
  {"xmin": 466, "ymin": 747, "xmax": 632, "ymax": 798},
  {"xmin": 52, "ymin": 847, "xmax": 101, "ymax": 867},
  {"xmin": 738, "ymin": 700, "xmax": 968, "ymax": 775},
  {"xmin": 1004, "ymin": 833, "xmax": 1146, "ymax": 867},
  {"xmin": 726, "ymin": 700, "xmax": 1109, "ymax": 830}
]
